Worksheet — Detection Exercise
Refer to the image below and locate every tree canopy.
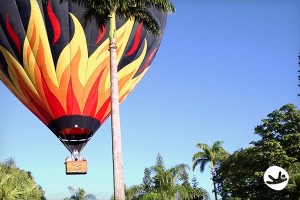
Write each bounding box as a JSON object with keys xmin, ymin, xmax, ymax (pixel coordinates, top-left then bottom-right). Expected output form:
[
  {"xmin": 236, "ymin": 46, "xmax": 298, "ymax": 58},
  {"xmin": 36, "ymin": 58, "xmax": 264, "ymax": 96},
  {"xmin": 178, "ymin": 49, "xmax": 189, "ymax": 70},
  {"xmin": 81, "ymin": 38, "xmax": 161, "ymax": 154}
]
[
  {"xmin": 192, "ymin": 141, "xmax": 228, "ymax": 200},
  {"xmin": 64, "ymin": 186, "xmax": 97, "ymax": 200},
  {"xmin": 216, "ymin": 104, "xmax": 300, "ymax": 199},
  {"xmin": 124, "ymin": 154, "xmax": 209, "ymax": 200},
  {"xmin": 60, "ymin": 0, "xmax": 175, "ymax": 37},
  {"xmin": 0, "ymin": 158, "xmax": 45, "ymax": 200}
]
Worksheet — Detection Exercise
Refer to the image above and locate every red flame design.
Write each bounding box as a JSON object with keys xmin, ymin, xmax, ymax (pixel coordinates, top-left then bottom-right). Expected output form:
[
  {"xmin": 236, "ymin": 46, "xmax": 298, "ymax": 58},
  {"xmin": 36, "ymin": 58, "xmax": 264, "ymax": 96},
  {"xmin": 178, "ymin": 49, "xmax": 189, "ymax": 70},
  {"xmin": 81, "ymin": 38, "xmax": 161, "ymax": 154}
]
[
  {"xmin": 47, "ymin": 1, "xmax": 61, "ymax": 44},
  {"xmin": 0, "ymin": 0, "xmax": 163, "ymax": 151},
  {"xmin": 126, "ymin": 23, "xmax": 143, "ymax": 56},
  {"xmin": 95, "ymin": 25, "xmax": 106, "ymax": 45},
  {"xmin": 82, "ymin": 70, "xmax": 104, "ymax": 116},
  {"xmin": 41, "ymin": 75, "xmax": 66, "ymax": 119},
  {"xmin": 141, "ymin": 48, "xmax": 158, "ymax": 73},
  {"xmin": 67, "ymin": 78, "xmax": 81, "ymax": 115},
  {"xmin": 6, "ymin": 13, "xmax": 21, "ymax": 54}
]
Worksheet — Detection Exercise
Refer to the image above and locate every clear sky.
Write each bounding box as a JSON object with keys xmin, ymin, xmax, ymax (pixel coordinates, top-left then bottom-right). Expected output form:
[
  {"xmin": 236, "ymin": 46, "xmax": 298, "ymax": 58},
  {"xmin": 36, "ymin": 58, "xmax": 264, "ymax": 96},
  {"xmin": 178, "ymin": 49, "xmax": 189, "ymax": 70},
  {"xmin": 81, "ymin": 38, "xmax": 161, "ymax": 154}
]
[{"xmin": 1, "ymin": 0, "xmax": 300, "ymax": 199}]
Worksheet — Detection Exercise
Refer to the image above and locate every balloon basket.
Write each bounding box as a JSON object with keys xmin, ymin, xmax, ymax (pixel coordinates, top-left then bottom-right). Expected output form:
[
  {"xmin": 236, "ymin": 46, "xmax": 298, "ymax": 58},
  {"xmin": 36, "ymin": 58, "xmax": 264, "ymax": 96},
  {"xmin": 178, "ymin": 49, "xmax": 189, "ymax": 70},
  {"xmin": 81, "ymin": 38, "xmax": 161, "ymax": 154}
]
[{"xmin": 65, "ymin": 160, "xmax": 87, "ymax": 175}]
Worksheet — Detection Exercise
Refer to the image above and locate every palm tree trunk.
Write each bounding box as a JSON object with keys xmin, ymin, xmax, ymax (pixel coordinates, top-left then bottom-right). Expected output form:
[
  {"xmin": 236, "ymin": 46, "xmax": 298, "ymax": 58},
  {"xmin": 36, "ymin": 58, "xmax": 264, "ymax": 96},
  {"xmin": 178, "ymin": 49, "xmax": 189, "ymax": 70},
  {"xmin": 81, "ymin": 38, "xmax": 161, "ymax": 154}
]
[
  {"xmin": 211, "ymin": 164, "xmax": 218, "ymax": 200},
  {"xmin": 109, "ymin": 11, "xmax": 125, "ymax": 200},
  {"xmin": 212, "ymin": 175, "xmax": 218, "ymax": 200}
]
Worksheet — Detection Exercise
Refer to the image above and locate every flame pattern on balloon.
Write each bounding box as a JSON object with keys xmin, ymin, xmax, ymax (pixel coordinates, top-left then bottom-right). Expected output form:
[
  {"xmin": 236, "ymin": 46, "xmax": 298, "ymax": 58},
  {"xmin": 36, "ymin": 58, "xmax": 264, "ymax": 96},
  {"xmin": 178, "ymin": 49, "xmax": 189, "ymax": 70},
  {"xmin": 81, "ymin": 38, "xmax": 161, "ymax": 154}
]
[{"xmin": 0, "ymin": 0, "xmax": 166, "ymax": 151}]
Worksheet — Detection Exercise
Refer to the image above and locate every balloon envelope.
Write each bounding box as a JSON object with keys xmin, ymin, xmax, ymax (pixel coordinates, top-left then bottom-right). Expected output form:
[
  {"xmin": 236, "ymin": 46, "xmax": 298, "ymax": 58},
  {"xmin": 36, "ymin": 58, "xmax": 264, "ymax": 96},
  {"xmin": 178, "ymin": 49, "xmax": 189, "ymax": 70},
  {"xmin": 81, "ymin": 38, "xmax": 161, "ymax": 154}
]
[{"xmin": 0, "ymin": 0, "xmax": 166, "ymax": 152}]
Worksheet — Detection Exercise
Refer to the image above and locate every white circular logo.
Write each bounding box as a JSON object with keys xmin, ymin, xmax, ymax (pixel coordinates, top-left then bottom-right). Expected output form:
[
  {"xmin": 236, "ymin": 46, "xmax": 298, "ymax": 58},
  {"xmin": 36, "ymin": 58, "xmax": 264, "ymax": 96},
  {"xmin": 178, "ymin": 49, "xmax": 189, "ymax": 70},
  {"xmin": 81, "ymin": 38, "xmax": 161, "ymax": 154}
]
[{"xmin": 264, "ymin": 166, "xmax": 289, "ymax": 191}]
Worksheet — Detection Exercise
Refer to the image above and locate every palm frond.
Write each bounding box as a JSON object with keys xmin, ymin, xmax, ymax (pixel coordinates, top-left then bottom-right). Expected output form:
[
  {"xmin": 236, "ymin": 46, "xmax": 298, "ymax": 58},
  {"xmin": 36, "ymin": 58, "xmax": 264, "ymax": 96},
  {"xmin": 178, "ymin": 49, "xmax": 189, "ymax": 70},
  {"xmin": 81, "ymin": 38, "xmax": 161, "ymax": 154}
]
[
  {"xmin": 196, "ymin": 143, "xmax": 210, "ymax": 151},
  {"xmin": 59, "ymin": 0, "xmax": 95, "ymax": 7},
  {"xmin": 83, "ymin": 4, "xmax": 109, "ymax": 29},
  {"xmin": 192, "ymin": 158, "xmax": 209, "ymax": 172},
  {"xmin": 200, "ymin": 159, "xmax": 209, "ymax": 173},
  {"xmin": 0, "ymin": 174, "xmax": 12, "ymax": 186},
  {"xmin": 136, "ymin": 0, "xmax": 175, "ymax": 14},
  {"xmin": 196, "ymin": 143, "xmax": 213, "ymax": 159},
  {"xmin": 55, "ymin": 0, "xmax": 175, "ymax": 37},
  {"xmin": 193, "ymin": 141, "xmax": 228, "ymax": 173},
  {"xmin": 133, "ymin": 9, "xmax": 160, "ymax": 36},
  {"xmin": 192, "ymin": 151, "xmax": 208, "ymax": 162},
  {"xmin": 211, "ymin": 141, "xmax": 224, "ymax": 151},
  {"xmin": 192, "ymin": 158, "xmax": 200, "ymax": 171},
  {"xmin": 116, "ymin": 6, "xmax": 160, "ymax": 37}
]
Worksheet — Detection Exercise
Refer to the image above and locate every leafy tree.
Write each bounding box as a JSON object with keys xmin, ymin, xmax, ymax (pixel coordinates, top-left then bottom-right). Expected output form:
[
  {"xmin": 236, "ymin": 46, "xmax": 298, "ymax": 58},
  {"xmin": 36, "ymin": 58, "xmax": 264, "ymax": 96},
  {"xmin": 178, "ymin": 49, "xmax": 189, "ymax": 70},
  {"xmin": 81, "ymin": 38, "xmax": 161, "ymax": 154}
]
[
  {"xmin": 191, "ymin": 175, "xmax": 199, "ymax": 189},
  {"xmin": 192, "ymin": 141, "xmax": 228, "ymax": 200},
  {"xmin": 0, "ymin": 158, "xmax": 45, "ymax": 200},
  {"xmin": 287, "ymin": 162, "xmax": 300, "ymax": 198},
  {"xmin": 58, "ymin": 1, "xmax": 175, "ymax": 199},
  {"xmin": 124, "ymin": 185, "xmax": 144, "ymax": 200},
  {"xmin": 216, "ymin": 145, "xmax": 294, "ymax": 199},
  {"xmin": 252, "ymin": 104, "xmax": 300, "ymax": 145},
  {"xmin": 142, "ymin": 167, "xmax": 153, "ymax": 193},
  {"xmin": 64, "ymin": 186, "xmax": 97, "ymax": 200},
  {"xmin": 151, "ymin": 154, "xmax": 190, "ymax": 199},
  {"xmin": 179, "ymin": 174, "xmax": 209, "ymax": 200},
  {"xmin": 216, "ymin": 104, "xmax": 300, "ymax": 199},
  {"xmin": 125, "ymin": 154, "xmax": 209, "ymax": 200}
]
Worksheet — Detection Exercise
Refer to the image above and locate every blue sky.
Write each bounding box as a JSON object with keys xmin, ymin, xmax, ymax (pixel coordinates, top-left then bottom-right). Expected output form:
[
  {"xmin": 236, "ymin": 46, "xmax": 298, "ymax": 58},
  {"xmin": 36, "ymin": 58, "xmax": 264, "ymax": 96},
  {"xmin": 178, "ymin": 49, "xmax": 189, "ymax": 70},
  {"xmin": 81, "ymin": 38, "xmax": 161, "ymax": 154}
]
[{"xmin": 1, "ymin": 0, "xmax": 300, "ymax": 199}]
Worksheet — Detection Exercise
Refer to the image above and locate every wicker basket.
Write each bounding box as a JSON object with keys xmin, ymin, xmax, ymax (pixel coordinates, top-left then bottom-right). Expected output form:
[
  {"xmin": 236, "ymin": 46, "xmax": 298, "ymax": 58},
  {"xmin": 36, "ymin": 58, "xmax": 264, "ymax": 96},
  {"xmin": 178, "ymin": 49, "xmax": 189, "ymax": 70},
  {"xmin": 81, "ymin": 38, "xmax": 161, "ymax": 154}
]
[{"xmin": 65, "ymin": 160, "xmax": 87, "ymax": 175}]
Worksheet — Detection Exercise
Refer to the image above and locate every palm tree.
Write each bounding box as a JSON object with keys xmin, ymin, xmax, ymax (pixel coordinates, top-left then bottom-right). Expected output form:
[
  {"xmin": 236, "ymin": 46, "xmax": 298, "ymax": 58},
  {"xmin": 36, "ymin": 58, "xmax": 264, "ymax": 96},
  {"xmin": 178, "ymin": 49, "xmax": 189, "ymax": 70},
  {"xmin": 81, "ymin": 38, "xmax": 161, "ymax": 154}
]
[
  {"xmin": 131, "ymin": 153, "xmax": 182, "ymax": 199},
  {"xmin": 153, "ymin": 163, "xmax": 189, "ymax": 199},
  {"xmin": 192, "ymin": 141, "xmax": 228, "ymax": 200},
  {"xmin": 64, "ymin": 186, "xmax": 97, "ymax": 200},
  {"xmin": 64, "ymin": 1, "xmax": 175, "ymax": 199},
  {"xmin": 125, "ymin": 154, "xmax": 209, "ymax": 200}
]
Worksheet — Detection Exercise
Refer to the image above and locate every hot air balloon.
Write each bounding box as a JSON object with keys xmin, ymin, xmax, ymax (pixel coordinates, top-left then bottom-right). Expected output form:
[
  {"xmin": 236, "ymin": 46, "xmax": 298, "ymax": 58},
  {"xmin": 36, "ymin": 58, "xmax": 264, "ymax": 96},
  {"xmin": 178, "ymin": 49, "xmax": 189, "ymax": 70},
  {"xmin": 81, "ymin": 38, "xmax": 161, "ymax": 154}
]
[{"xmin": 0, "ymin": 0, "xmax": 167, "ymax": 174}]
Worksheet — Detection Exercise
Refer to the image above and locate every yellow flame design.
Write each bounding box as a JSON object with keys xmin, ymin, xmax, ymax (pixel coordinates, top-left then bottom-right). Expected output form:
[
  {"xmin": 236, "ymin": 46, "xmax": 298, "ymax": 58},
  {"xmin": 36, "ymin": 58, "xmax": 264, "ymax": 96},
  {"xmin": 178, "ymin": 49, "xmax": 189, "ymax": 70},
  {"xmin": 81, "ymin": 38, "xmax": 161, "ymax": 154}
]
[{"xmin": 0, "ymin": 0, "xmax": 150, "ymax": 125}]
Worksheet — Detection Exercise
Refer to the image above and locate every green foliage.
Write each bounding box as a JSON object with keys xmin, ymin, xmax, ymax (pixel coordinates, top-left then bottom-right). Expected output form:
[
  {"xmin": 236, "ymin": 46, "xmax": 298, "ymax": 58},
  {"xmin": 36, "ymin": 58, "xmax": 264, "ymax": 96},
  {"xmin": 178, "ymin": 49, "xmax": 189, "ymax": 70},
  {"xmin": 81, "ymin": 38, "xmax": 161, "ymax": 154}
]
[
  {"xmin": 192, "ymin": 141, "xmax": 228, "ymax": 173},
  {"xmin": 216, "ymin": 146, "xmax": 290, "ymax": 199},
  {"xmin": 0, "ymin": 158, "xmax": 45, "ymax": 200},
  {"xmin": 192, "ymin": 141, "xmax": 228, "ymax": 200},
  {"xmin": 142, "ymin": 168, "xmax": 153, "ymax": 193},
  {"xmin": 57, "ymin": 0, "xmax": 175, "ymax": 37},
  {"xmin": 191, "ymin": 176, "xmax": 199, "ymax": 189},
  {"xmin": 64, "ymin": 186, "xmax": 97, "ymax": 200},
  {"xmin": 125, "ymin": 154, "xmax": 209, "ymax": 200},
  {"xmin": 252, "ymin": 104, "xmax": 300, "ymax": 144},
  {"xmin": 216, "ymin": 104, "xmax": 300, "ymax": 199},
  {"xmin": 286, "ymin": 162, "xmax": 300, "ymax": 198}
]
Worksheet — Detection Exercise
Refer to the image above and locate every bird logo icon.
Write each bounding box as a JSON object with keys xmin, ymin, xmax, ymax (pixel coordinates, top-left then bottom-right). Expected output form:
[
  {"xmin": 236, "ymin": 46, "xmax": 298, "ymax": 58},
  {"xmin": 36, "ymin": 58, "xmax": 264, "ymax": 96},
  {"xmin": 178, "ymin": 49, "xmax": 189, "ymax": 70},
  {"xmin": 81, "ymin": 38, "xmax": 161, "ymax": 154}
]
[{"xmin": 264, "ymin": 166, "xmax": 289, "ymax": 191}]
